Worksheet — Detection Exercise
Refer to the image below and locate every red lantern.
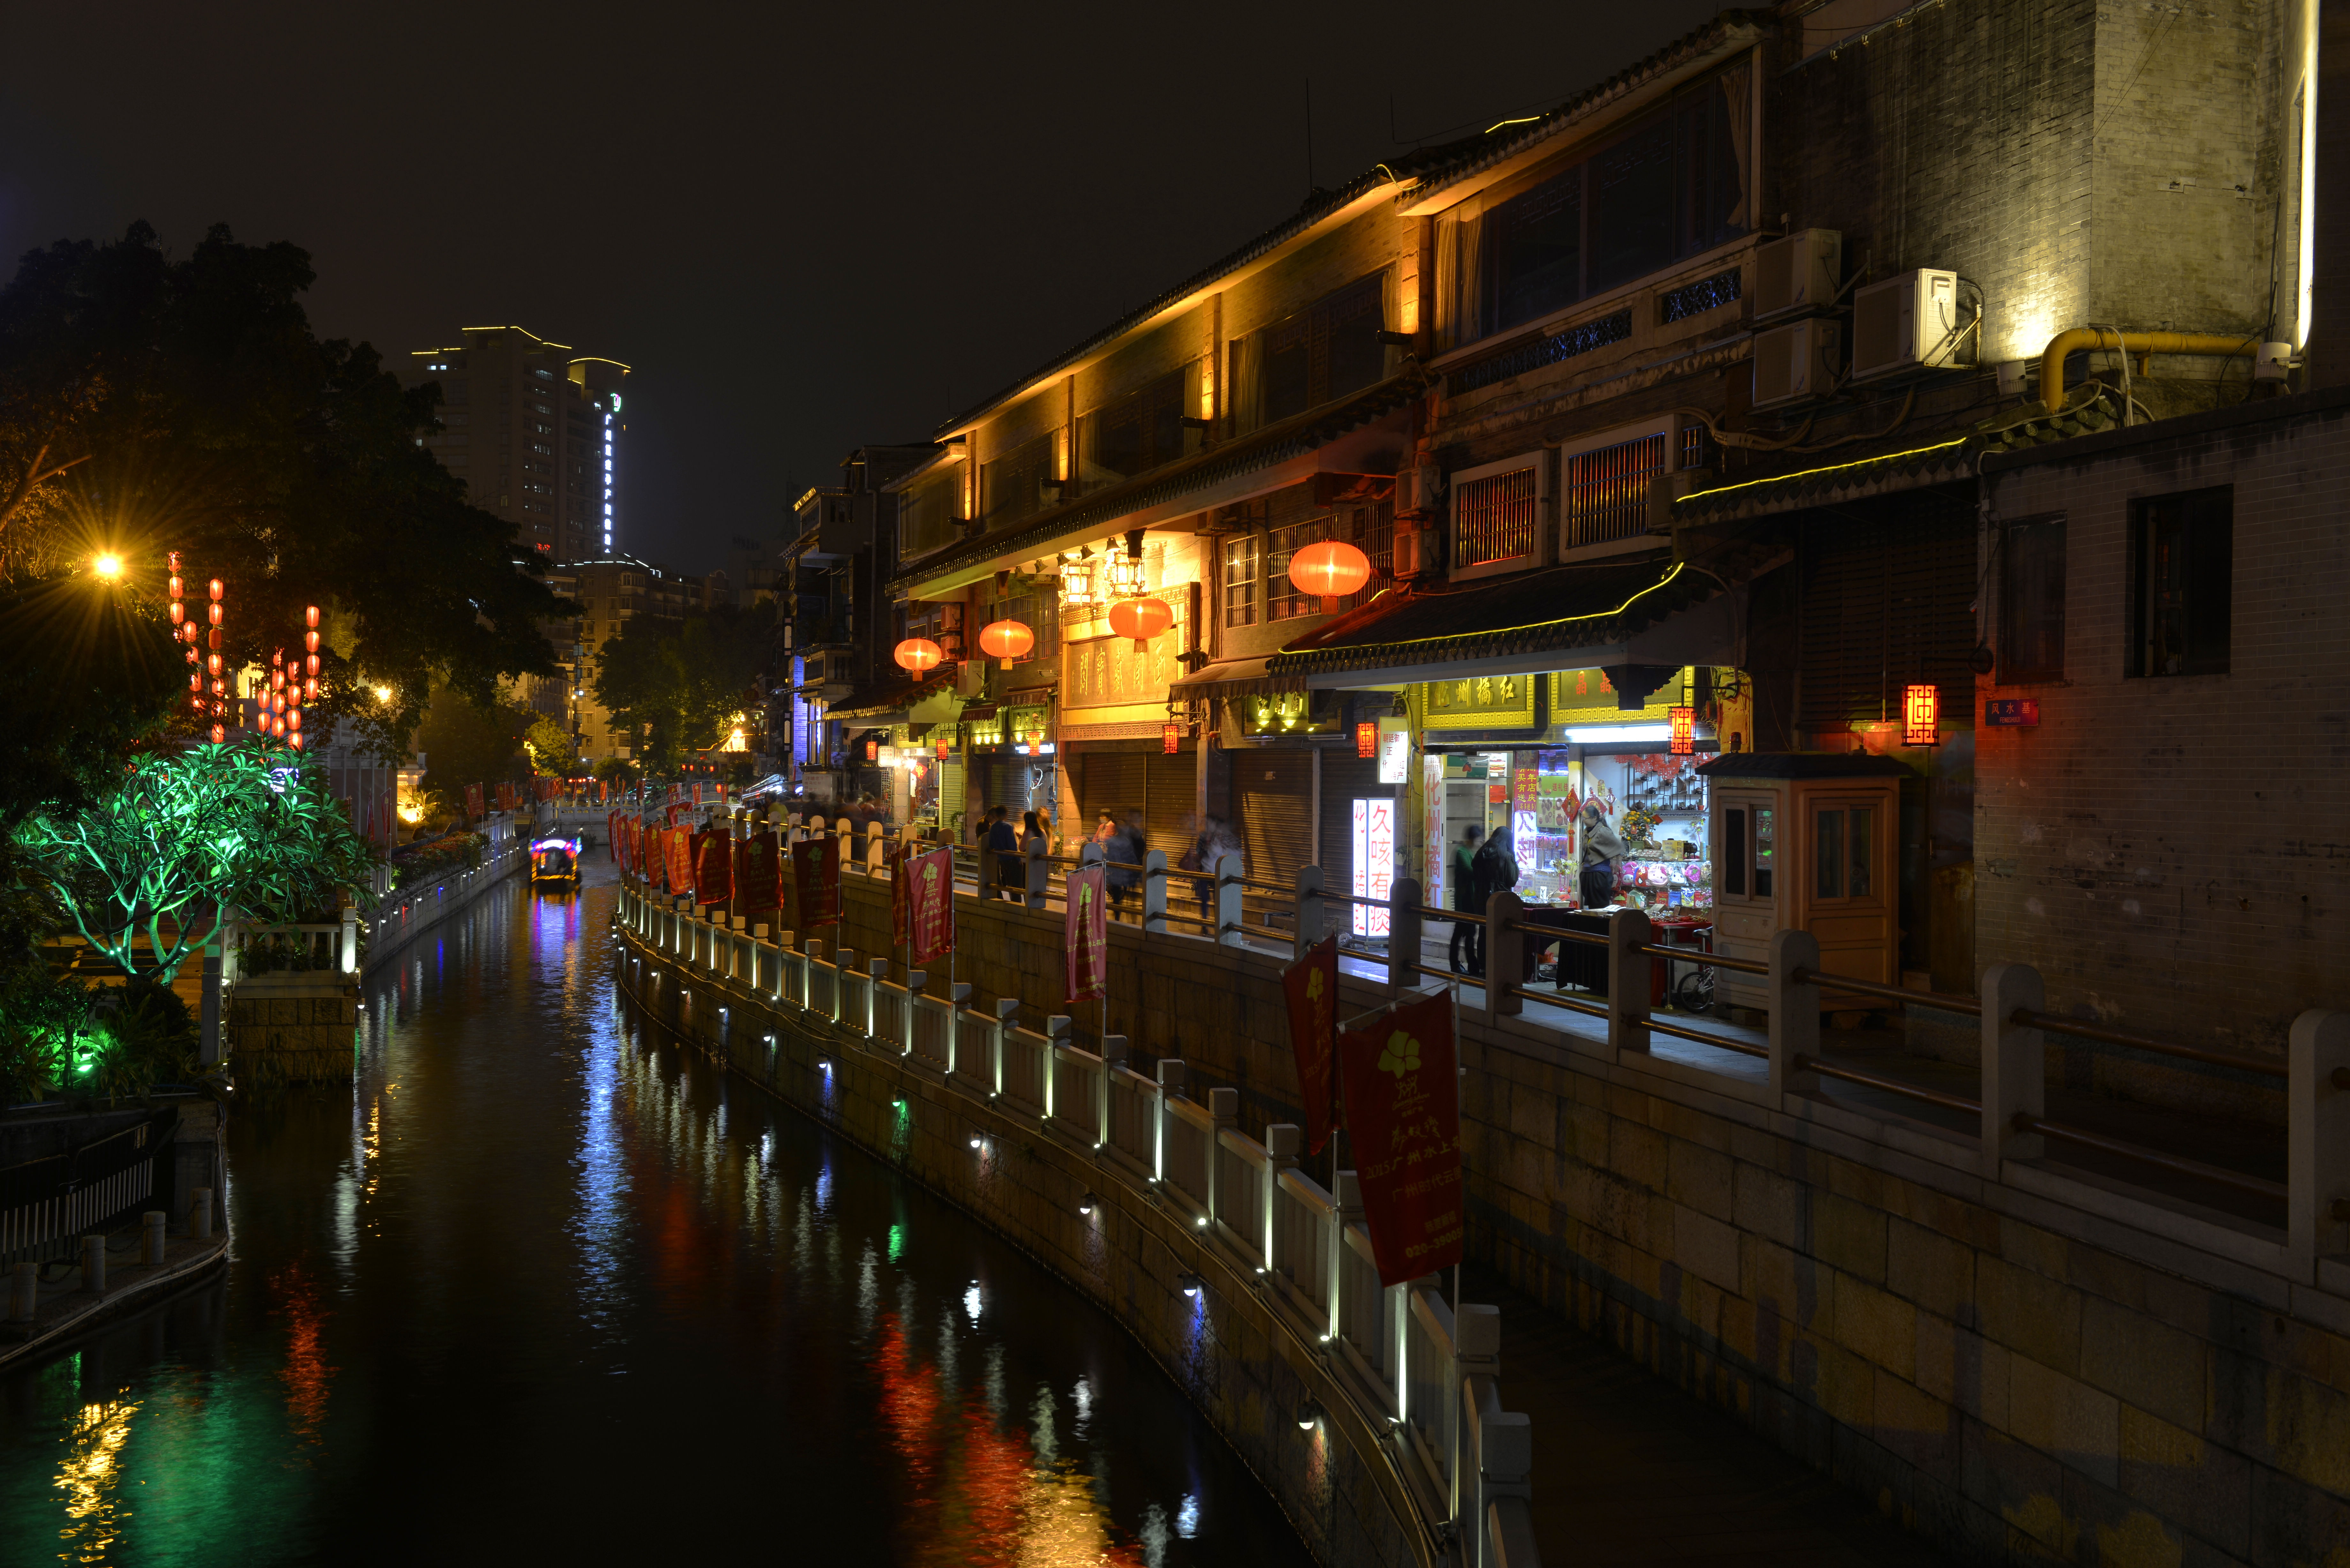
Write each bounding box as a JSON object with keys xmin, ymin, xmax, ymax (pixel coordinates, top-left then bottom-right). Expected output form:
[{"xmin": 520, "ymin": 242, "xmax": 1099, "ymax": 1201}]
[
  {"xmin": 893, "ymin": 637, "xmax": 944, "ymax": 675},
  {"xmin": 1106, "ymin": 595, "xmax": 1172, "ymax": 652},
  {"xmin": 287, "ymin": 707, "xmax": 301, "ymax": 731},
  {"xmin": 1162, "ymin": 721, "xmax": 1180, "ymax": 755},
  {"xmin": 305, "ymin": 630, "xmax": 321, "ymax": 653},
  {"xmin": 205, "ymin": 653, "xmax": 222, "ymax": 676},
  {"xmin": 304, "ymin": 679, "xmax": 318, "ymax": 699},
  {"xmin": 288, "ymin": 732, "xmax": 303, "ymax": 751},
  {"xmin": 978, "ymin": 619, "xmax": 1034, "ymax": 669},
  {"xmin": 168, "ymin": 575, "xmax": 183, "ymax": 600},
  {"xmin": 210, "ymin": 723, "xmax": 225, "ymax": 744},
  {"xmin": 169, "ymin": 602, "xmax": 184, "ymax": 625},
  {"xmin": 305, "ymin": 605, "xmax": 320, "ymax": 629},
  {"xmin": 865, "ymin": 738, "xmax": 879, "ymax": 762},
  {"xmin": 935, "ymin": 739, "xmax": 950, "ymax": 761},
  {"xmin": 1902, "ymin": 683, "xmax": 1941, "ymax": 747},
  {"xmin": 208, "ymin": 579, "xmax": 223, "ymax": 602},
  {"xmin": 1288, "ymin": 539, "xmax": 1372, "ymax": 612},
  {"xmin": 1669, "ymin": 707, "xmax": 1695, "ymax": 755},
  {"xmin": 1355, "ymin": 720, "xmax": 1377, "ymax": 759},
  {"xmin": 207, "ymin": 603, "xmax": 223, "ymax": 627}
]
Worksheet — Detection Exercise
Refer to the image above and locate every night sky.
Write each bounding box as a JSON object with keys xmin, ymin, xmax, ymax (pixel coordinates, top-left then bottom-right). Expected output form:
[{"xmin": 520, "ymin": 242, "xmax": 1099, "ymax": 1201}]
[{"xmin": 1, "ymin": 2, "xmax": 1721, "ymax": 573}]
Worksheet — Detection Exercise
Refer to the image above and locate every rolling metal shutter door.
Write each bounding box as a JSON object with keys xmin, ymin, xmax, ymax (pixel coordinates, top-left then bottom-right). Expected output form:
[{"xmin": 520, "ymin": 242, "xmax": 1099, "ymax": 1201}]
[
  {"xmin": 1318, "ymin": 753, "xmax": 1384, "ymax": 911},
  {"xmin": 1235, "ymin": 750, "xmax": 1314, "ymax": 905},
  {"xmin": 1145, "ymin": 751, "xmax": 1196, "ymax": 864},
  {"xmin": 1797, "ymin": 494, "xmax": 1976, "ymax": 732},
  {"xmin": 1080, "ymin": 752, "xmax": 1147, "ymax": 836},
  {"xmin": 938, "ymin": 759, "xmax": 965, "ymax": 828}
]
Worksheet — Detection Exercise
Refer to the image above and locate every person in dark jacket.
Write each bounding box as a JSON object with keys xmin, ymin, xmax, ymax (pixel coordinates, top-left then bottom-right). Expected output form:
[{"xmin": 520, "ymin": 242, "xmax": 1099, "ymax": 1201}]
[
  {"xmin": 1467, "ymin": 828, "xmax": 1518, "ymax": 978},
  {"xmin": 1104, "ymin": 810, "xmax": 1144, "ymax": 921},
  {"xmin": 1448, "ymin": 824, "xmax": 1485, "ymax": 975},
  {"xmin": 985, "ymin": 806, "xmax": 1022, "ymax": 899}
]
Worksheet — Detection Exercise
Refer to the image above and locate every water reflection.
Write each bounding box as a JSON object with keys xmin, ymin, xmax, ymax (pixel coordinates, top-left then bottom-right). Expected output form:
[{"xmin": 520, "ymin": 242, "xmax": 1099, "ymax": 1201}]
[{"xmin": 0, "ymin": 866, "xmax": 1304, "ymax": 1566}]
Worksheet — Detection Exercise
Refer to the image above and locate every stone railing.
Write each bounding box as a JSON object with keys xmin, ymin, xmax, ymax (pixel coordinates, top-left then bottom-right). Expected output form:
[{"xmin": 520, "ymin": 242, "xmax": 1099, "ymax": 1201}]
[{"xmin": 618, "ymin": 872, "xmax": 1538, "ymax": 1568}]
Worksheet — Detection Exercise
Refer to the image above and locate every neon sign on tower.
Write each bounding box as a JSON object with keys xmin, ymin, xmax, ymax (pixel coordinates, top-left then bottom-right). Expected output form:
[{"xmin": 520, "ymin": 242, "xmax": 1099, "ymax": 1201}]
[{"xmin": 602, "ymin": 392, "xmax": 619, "ymax": 554}]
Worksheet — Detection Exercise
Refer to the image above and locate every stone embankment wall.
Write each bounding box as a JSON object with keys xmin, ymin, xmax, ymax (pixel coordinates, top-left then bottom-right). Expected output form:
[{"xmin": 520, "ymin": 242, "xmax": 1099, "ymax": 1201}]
[
  {"xmin": 616, "ymin": 920, "xmax": 1430, "ymax": 1568},
  {"xmin": 755, "ymin": 867, "xmax": 2350, "ymax": 1567}
]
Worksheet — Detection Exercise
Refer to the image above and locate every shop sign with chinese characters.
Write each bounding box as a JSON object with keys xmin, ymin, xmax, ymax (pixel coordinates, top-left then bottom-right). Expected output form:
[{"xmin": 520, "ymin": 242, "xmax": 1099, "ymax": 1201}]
[
  {"xmin": 1420, "ymin": 671, "xmax": 1537, "ymax": 732},
  {"xmin": 1985, "ymin": 698, "xmax": 2040, "ymax": 727},
  {"xmin": 1062, "ymin": 589, "xmax": 1188, "ymax": 713},
  {"xmin": 1351, "ymin": 798, "xmax": 1393, "ymax": 937}
]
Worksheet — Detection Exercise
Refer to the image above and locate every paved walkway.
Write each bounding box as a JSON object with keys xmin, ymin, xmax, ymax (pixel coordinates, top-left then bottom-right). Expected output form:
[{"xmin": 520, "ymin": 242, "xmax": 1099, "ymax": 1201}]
[{"xmin": 1463, "ymin": 1263, "xmax": 1954, "ymax": 1567}]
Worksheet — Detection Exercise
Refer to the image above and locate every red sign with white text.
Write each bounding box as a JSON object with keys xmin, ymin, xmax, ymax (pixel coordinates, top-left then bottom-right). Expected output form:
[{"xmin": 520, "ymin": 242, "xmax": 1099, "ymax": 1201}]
[
  {"xmin": 793, "ymin": 836, "xmax": 841, "ymax": 928},
  {"xmin": 1065, "ymin": 864, "xmax": 1108, "ymax": 1004},
  {"xmin": 738, "ymin": 831, "xmax": 783, "ymax": 919},
  {"xmin": 1281, "ymin": 933, "xmax": 1340, "ymax": 1156},
  {"xmin": 1337, "ymin": 989, "xmax": 1464, "ymax": 1286},
  {"xmin": 663, "ymin": 825, "xmax": 695, "ymax": 896},
  {"xmin": 903, "ymin": 847, "xmax": 954, "ymax": 968},
  {"xmin": 692, "ymin": 829, "xmax": 732, "ymax": 906}
]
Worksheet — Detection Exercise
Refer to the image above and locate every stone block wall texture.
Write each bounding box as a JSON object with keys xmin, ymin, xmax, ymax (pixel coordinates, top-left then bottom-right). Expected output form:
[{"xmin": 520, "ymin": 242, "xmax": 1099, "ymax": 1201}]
[
  {"xmin": 1461, "ymin": 1020, "xmax": 2350, "ymax": 1568},
  {"xmin": 619, "ymin": 927, "xmax": 1425, "ymax": 1568},
  {"xmin": 1978, "ymin": 394, "xmax": 2350, "ymax": 1116}
]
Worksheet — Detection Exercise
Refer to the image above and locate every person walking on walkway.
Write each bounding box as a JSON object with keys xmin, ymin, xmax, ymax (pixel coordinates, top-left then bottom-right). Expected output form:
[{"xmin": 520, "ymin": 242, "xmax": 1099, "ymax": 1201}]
[
  {"xmin": 1189, "ymin": 815, "xmax": 1237, "ymax": 931},
  {"xmin": 1019, "ymin": 810, "xmax": 1047, "ymax": 903},
  {"xmin": 1449, "ymin": 823, "xmax": 1485, "ymax": 974},
  {"xmin": 1106, "ymin": 809, "xmax": 1144, "ymax": 922},
  {"xmin": 985, "ymin": 806, "xmax": 1021, "ymax": 900},
  {"xmin": 1468, "ymin": 827, "xmax": 1519, "ymax": 979},
  {"xmin": 1579, "ymin": 800, "xmax": 1625, "ymax": 909}
]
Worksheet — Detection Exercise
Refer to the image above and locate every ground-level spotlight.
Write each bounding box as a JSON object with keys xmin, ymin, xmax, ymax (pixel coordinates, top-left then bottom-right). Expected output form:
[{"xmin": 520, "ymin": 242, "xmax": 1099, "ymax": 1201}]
[
  {"xmin": 1177, "ymin": 1271, "xmax": 1204, "ymax": 1299},
  {"xmin": 1296, "ymin": 1399, "xmax": 1323, "ymax": 1432},
  {"xmin": 1077, "ymin": 1191, "xmax": 1098, "ymax": 1217}
]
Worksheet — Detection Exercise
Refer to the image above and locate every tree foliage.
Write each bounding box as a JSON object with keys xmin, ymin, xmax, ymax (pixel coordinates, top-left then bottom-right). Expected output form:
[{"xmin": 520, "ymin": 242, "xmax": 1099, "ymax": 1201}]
[
  {"xmin": 593, "ymin": 601, "xmax": 772, "ymax": 773},
  {"xmin": 16, "ymin": 735, "xmax": 378, "ymax": 985},
  {"xmin": 523, "ymin": 715, "xmax": 575, "ymax": 776},
  {"xmin": 414, "ymin": 685, "xmax": 529, "ymax": 812},
  {"xmin": 0, "ymin": 221, "xmax": 574, "ymax": 761},
  {"xmin": 0, "ymin": 567, "xmax": 184, "ymax": 830}
]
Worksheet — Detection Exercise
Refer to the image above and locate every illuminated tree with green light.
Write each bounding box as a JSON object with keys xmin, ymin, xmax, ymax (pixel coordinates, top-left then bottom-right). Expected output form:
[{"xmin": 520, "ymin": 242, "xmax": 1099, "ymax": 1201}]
[{"xmin": 16, "ymin": 735, "xmax": 378, "ymax": 986}]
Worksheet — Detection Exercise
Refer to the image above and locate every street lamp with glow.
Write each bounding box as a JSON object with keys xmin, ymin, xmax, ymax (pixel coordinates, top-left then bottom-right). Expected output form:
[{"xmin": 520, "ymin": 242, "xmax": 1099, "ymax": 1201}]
[{"xmin": 91, "ymin": 552, "xmax": 124, "ymax": 581}]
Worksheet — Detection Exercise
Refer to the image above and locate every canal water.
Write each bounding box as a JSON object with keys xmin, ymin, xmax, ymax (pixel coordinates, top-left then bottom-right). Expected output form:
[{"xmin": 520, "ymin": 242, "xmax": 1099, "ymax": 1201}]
[{"xmin": 0, "ymin": 861, "xmax": 1307, "ymax": 1566}]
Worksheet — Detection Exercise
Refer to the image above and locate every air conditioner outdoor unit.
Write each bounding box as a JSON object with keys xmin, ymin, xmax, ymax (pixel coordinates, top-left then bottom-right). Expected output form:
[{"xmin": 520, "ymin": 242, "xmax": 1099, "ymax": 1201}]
[
  {"xmin": 1752, "ymin": 319, "xmax": 1841, "ymax": 409},
  {"xmin": 1851, "ymin": 269, "xmax": 1965, "ymax": 381},
  {"xmin": 1753, "ymin": 229, "xmax": 1842, "ymax": 321}
]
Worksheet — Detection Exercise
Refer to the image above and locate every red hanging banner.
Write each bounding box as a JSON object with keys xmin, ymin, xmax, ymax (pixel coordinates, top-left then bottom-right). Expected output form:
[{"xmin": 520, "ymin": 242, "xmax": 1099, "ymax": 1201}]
[
  {"xmin": 738, "ymin": 830, "xmax": 784, "ymax": 919},
  {"xmin": 903, "ymin": 846, "xmax": 955, "ymax": 968},
  {"xmin": 663, "ymin": 824, "xmax": 695, "ymax": 896},
  {"xmin": 1336, "ymin": 989, "xmax": 1464, "ymax": 1287},
  {"xmin": 793, "ymin": 835, "xmax": 841, "ymax": 928},
  {"xmin": 1064, "ymin": 863, "xmax": 1109, "ymax": 1004},
  {"xmin": 607, "ymin": 811, "xmax": 618, "ymax": 863},
  {"xmin": 1280, "ymin": 933, "xmax": 1341, "ymax": 1157},
  {"xmin": 664, "ymin": 803, "xmax": 683, "ymax": 827},
  {"xmin": 891, "ymin": 846, "xmax": 909, "ymax": 950},
  {"xmin": 465, "ymin": 783, "xmax": 484, "ymax": 819},
  {"xmin": 692, "ymin": 828, "xmax": 732, "ymax": 906}
]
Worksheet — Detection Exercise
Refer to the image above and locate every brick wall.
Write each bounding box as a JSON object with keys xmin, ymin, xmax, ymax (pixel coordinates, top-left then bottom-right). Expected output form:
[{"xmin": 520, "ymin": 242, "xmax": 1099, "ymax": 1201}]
[
  {"xmin": 1463, "ymin": 1020, "xmax": 2350, "ymax": 1568},
  {"xmin": 1978, "ymin": 392, "xmax": 2350, "ymax": 1107}
]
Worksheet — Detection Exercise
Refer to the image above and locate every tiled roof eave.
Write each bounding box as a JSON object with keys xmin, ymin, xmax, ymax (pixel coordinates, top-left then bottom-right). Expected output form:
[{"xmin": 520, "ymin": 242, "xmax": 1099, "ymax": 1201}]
[
  {"xmin": 1263, "ymin": 575, "xmax": 1714, "ymax": 679},
  {"xmin": 891, "ymin": 372, "xmax": 1426, "ymax": 595}
]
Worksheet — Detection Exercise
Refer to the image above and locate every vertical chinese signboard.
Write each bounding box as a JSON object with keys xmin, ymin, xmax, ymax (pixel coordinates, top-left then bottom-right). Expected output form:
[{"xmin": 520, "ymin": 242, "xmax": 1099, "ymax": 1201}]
[{"xmin": 1350, "ymin": 797, "xmax": 1393, "ymax": 937}]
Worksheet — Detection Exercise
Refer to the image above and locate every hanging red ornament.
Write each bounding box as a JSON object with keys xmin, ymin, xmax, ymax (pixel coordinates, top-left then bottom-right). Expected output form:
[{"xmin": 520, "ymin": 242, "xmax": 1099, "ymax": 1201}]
[
  {"xmin": 304, "ymin": 630, "xmax": 320, "ymax": 653},
  {"xmin": 304, "ymin": 606, "xmax": 320, "ymax": 629},
  {"xmin": 169, "ymin": 603, "xmax": 184, "ymax": 626},
  {"xmin": 208, "ymin": 580, "xmax": 223, "ymax": 602},
  {"xmin": 1287, "ymin": 539, "xmax": 1373, "ymax": 612},
  {"xmin": 1106, "ymin": 595, "xmax": 1172, "ymax": 652}
]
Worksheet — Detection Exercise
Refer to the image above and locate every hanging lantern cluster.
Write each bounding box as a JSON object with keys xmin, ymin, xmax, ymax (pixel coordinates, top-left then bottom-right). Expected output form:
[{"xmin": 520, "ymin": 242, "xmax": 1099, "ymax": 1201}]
[
  {"xmin": 190, "ymin": 570, "xmax": 228, "ymax": 744},
  {"xmin": 892, "ymin": 636, "xmax": 944, "ymax": 675},
  {"xmin": 1105, "ymin": 594, "xmax": 1171, "ymax": 652},
  {"xmin": 1902, "ymin": 683, "xmax": 1941, "ymax": 747},
  {"xmin": 1288, "ymin": 538, "xmax": 1372, "ymax": 613},
  {"xmin": 978, "ymin": 618, "xmax": 1034, "ymax": 669}
]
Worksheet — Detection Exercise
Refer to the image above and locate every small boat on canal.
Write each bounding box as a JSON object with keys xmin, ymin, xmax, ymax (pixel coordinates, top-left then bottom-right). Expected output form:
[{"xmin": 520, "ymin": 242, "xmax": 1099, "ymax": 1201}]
[{"xmin": 530, "ymin": 836, "xmax": 583, "ymax": 890}]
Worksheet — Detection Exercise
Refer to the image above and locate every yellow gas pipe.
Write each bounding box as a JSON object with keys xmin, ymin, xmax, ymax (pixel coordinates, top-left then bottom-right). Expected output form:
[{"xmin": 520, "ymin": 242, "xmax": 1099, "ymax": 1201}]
[{"xmin": 2038, "ymin": 328, "xmax": 2256, "ymax": 411}]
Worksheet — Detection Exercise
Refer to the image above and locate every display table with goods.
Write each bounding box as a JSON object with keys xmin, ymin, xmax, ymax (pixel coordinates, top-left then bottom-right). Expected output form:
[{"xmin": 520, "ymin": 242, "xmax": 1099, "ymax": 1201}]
[{"xmin": 1602, "ymin": 754, "xmax": 1713, "ymax": 917}]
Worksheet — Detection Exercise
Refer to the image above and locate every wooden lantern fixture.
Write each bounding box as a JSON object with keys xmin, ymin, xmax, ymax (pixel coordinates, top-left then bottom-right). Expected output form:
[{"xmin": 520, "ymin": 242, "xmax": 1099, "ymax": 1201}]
[
  {"xmin": 1669, "ymin": 706, "xmax": 1695, "ymax": 755},
  {"xmin": 1106, "ymin": 595, "xmax": 1172, "ymax": 652},
  {"xmin": 865, "ymin": 738, "xmax": 879, "ymax": 762},
  {"xmin": 978, "ymin": 618, "xmax": 1034, "ymax": 669},
  {"xmin": 1902, "ymin": 683, "xmax": 1941, "ymax": 747},
  {"xmin": 1356, "ymin": 721, "xmax": 1377, "ymax": 758},
  {"xmin": 893, "ymin": 636, "xmax": 945, "ymax": 675},
  {"xmin": 1162, "ymin": 721, "xmax": 1180, "ymax": 755},
  {"xmin": 1288, "ymin": 539, "xmax": 1372, "ymax": 613}
]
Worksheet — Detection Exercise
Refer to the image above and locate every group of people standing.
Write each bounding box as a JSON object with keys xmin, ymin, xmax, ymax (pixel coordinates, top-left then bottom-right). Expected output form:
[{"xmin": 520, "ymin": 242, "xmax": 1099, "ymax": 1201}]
[
  {"xmin": 964, "ymin": 803, "xmax": 1240, "ymax": 928},
  {"xmin": 1445, "ymin": 802, "xmax": 1626, "ymax": 976}
]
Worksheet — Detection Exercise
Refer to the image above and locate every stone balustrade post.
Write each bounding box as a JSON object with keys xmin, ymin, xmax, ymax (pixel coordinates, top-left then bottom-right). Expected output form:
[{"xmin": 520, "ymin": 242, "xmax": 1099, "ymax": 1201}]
[
  {"xmin": 1293, "ymin": 866, "xmax": 1324, "ymax": 959},
  {"xmin": 1768, "ymin": 928, "xmax": 1821, "ymax": 1096},
  {"xmin": 1485, "ymin": 889, "xmax": 1526, "ymax": 1023},
  {"xmin": 2289, "ymin": 1008, "xmax": 2350, "ymax": 1275},
  {"xmin": 1264, "ymin": 1123, "xmax": 1300, "ymax": 1273},
  {"xmin": 1215, "ymin": 853, "xmax": 1243, "ymax": 949},
  {"xmin": 1606, "ymin": 907, "xmax": 1653, "ymax": 1052},
  {"xmin": 1980, "ymin": 962, "xmax": 2046, "ymax": 1178},
  {"xmin": 1207, "ymin": 1086, "xmax": 1238, "ymax": 1226},
  {"xmin": 1155, "ymin": 1059, "xmax": 1186, "ymax": 1181},
  {"xmin": 1387, "ymin": 877, "xmax": 1422, "ymax": 997},
  {"xmin": 1142, "ymin": 850, "xmax": 1168, "ymax": 934}
]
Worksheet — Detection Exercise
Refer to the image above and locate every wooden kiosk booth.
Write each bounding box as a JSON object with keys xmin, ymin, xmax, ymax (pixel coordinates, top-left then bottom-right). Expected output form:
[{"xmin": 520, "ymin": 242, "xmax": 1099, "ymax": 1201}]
[{"xmin": 1694, "ymin": 753, "xmax": 1909, "ymax": 1012}]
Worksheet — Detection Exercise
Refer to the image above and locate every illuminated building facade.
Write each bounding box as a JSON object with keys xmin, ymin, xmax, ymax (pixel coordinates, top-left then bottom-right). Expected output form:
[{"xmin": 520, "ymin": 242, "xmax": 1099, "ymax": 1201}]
[{"xmin": 402, "ymin": 326, "xmax": 629, "ymax": 563}]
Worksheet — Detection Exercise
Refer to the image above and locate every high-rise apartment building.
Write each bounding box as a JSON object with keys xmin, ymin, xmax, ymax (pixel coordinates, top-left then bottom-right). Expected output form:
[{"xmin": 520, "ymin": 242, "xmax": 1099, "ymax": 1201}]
[{"xmin": 403, "ymin": 326, "xmax": 628, "ymax": 562}]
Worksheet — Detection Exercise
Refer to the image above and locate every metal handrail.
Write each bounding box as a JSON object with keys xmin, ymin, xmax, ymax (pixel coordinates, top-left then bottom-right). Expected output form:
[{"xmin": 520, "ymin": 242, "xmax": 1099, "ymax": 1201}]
[
  {"xmin": 1503, "ymin": 918, "xmax": 1609, "ymax": 949},
  {"xmin": 1790, "ymin": 968, "xmax": 1982, "ymax": 1016},
  {"xmin": 1500, "ymin": 984, "xmax": 1607, "ymax": 1023},
  {"xmin": 2009, "ymin": 1008, "xmax": 2286, "ymax": 1079},
  {"xmin": 1793, "ymin": 1054, "xmax": 1981, "ymax": 1115},
  {"xmin": 1647, "ymin": 1017, "xmax": 1769, "ymax": 1058},
  {"xmin": 1635, "ymin": 943, "xmax": 1768, "ymax": 976},
  {"xmin": 2014, "ymin": 1113, "xmax": 2287, "ymax": 1202}
]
